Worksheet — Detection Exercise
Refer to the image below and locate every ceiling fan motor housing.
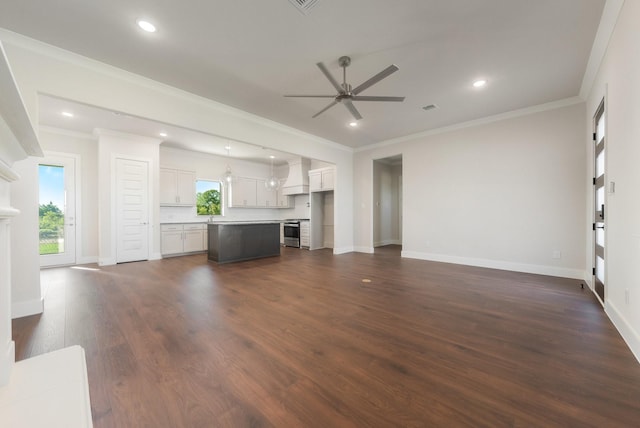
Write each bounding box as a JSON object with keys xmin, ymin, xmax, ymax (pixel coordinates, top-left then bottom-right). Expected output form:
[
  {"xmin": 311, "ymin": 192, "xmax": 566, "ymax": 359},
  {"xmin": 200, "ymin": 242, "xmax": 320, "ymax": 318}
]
[{"xmin": 338, "ymin": 56, "xmax": 351, "ymax": 67}]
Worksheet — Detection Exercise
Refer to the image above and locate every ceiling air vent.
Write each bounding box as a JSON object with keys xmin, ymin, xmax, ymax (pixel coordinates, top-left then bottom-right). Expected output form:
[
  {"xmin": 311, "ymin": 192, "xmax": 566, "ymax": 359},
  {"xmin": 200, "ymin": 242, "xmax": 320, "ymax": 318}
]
[
  {"xmin": 288, "ymin": 0, "xmax": 320, "ymax": 15},
  {"xmin": 422, "ymin": 104, "xmax": 438, "ymax": 111}
]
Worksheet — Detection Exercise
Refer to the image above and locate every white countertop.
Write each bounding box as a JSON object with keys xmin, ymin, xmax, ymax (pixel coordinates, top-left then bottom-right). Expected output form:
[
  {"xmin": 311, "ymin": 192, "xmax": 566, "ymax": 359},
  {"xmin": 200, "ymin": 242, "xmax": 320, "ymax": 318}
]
[
  {"xmin": 160, "ymin": 220, "xmax": 208, "ymax": 225},
  {"xmin": 208, "ymin": 220, "xmax": 282, "ymax": 225},
  {"xmin": 161, "ymin": 218, "xmax": 309, "ymax": 225}
]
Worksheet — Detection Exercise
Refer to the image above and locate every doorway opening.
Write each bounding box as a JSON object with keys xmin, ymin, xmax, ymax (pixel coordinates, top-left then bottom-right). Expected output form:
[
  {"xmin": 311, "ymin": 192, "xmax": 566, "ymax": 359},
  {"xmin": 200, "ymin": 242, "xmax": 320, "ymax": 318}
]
[{"xmin": 373, "ymin": 155, "xmax": 402, "ymax": 254}]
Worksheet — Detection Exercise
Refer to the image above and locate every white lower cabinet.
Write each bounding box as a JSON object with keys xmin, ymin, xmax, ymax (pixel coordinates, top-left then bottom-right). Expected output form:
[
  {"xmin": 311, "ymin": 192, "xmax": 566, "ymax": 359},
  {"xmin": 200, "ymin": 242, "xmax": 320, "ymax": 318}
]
[
  {"xmin": 161, "ymin": 225, "xmax": 184, "ymax": 255},
  {"xmin": 183, "ymin": 224, "xmax": 205, "ymax": 253},
  {"xmin": 161, "ymin": 223, "xmax": 207, "ymax": 256}
]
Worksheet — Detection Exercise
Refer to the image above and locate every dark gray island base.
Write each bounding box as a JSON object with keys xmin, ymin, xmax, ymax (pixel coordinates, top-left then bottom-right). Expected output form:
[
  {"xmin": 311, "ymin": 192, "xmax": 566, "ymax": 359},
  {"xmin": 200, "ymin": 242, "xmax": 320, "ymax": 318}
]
[{"xmin": 207, "ymin": 222, "xmax": 280, "ymax": 264}]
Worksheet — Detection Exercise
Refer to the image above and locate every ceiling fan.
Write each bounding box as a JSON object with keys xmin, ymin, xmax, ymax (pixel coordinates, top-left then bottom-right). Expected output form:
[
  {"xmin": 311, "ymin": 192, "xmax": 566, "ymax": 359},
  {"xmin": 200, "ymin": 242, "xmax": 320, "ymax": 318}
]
[{"xmin": 284, "ymin": 56, "xmax": 405, "ymax": 121}]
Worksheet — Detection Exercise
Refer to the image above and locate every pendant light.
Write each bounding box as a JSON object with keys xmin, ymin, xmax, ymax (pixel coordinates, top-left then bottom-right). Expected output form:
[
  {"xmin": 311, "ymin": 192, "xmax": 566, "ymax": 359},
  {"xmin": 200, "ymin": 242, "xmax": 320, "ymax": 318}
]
[
  {"xmin": 221, "ymin": 144, "xmax": 234, "ymax": 186},
  {"xmin": 265, "ymin": 155, "xmax": 280, "ymax": 191}
]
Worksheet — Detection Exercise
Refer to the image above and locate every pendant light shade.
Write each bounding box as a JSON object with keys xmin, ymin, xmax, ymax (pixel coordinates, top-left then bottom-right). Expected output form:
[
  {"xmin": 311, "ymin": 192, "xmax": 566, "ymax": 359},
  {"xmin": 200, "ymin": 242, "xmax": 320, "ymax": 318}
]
[
  {"xmin": 265, "ymin": 156, "xmax": 280, "ymax": 191},
  {"xmin": 221, "ymin": 145, "xmax": 234, "ymax": 186},
  {"xmin": 222, "ymin": 165, "xmax": 233, "ymax": 185}
]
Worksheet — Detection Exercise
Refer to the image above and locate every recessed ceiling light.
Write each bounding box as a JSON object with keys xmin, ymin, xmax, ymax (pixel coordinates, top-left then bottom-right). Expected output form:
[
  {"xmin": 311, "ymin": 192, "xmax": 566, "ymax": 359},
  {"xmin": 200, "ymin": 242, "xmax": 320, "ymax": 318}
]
[
  {"xmin": 61, "ymin": 111, "xmax": 74, "ymax": 118},
  {"xmin": 349, "ymin": 121, "xmax": 358, "ymax": 127},
  {"xmin": 473, "ymin": 79, "xmax": 488, "ymax": 88},
  {"xmin": 269, "ymin": 155, "xmax": 275, "ymax": 159},
  {"xmin": 224, "ymin": 145, "xmax": 231, "ymax": 150},
  {"xmin": 159, "ymin": 132, "xmax": 167, "ymax": 137},
  {"xmin": 136, "ymin": 19, "xmax": 157, "ymax": 33}
]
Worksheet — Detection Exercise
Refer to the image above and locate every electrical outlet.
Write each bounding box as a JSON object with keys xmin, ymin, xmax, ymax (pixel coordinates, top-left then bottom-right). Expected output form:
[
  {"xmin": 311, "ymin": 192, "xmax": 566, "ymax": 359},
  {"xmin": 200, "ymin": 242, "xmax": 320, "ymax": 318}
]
[{"xmin": 552, "ymin": 250, "xmax": 561, "ymax": 260}]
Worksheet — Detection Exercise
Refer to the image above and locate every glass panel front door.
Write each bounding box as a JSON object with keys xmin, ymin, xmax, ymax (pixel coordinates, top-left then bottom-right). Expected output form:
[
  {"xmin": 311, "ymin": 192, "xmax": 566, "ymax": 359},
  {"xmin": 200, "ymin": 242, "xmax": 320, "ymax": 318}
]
[
  {"xmin": 39, "ymin": 164, "xmax": 66, "ymax": 255},
  {"xmin": 593, "ymin": 100, "xmax": 605, "ymax": 303},
  {"xmin": 39, "ymin": 155, "xmax": 76, "ymax": 267}
]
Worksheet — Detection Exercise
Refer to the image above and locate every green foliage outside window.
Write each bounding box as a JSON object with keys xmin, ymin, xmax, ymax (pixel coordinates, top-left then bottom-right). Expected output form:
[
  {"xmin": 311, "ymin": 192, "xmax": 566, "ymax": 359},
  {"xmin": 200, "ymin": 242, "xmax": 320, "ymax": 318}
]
[
  {"xmin": 39, "ymin": 201, "xmax": 64, "ymax": 254},
  {"xmin": 197, "ymin": 189, "xmax": 221, "ymax": 215}
]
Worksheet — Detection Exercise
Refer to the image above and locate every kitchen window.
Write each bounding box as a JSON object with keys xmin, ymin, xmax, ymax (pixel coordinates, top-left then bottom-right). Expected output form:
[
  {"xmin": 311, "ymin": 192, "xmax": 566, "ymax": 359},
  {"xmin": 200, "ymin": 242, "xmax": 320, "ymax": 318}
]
[{"xmin": 196, "ymin": 180, "xmax": 222, "ymax": 216}]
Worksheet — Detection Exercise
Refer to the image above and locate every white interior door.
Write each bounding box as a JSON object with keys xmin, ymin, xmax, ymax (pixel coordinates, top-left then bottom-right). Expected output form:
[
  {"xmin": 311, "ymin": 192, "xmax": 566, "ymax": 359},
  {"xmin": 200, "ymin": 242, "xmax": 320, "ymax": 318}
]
[
  {"xmin": 39, "ymin": 155, "xmax": 76, "ymax": 267},
  {"xmin": 116, "ymin": 158, "xmax": 149, "ymax": 263}
]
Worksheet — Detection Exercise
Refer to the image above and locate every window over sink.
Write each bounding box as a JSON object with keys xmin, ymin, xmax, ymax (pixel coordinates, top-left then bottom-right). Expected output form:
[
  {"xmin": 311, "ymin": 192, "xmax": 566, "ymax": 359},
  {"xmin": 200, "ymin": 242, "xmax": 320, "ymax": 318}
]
[{"xmin": 196, "ymin": 180, "xmax": 222, "ymax": 216}]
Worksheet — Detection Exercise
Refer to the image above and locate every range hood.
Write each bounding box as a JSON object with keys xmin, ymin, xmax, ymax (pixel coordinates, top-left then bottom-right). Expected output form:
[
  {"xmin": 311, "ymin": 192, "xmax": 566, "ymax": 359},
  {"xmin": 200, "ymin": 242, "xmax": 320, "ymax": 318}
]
[{"xmin": 282, "ymin": 157, "xmax": 311, "ymax": 195}]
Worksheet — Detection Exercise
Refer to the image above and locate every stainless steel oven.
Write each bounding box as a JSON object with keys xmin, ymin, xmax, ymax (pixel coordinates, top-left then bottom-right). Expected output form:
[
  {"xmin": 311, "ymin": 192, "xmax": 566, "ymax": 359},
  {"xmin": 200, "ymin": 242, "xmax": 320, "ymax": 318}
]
[{"xmin": 283, "ymin": 221, "xmax": 300, "ymax": 247}]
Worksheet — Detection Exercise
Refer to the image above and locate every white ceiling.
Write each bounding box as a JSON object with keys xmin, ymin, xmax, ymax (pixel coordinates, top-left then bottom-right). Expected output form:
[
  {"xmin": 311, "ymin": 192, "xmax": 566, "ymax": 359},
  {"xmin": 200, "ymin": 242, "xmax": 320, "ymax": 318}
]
[
  {"xmin": 0, "ymin": 0, "xmax": 606, "ymax": 151},
  {"xmin": 38, "ymin": 94, "xmax": 298, "ymax": 165}
]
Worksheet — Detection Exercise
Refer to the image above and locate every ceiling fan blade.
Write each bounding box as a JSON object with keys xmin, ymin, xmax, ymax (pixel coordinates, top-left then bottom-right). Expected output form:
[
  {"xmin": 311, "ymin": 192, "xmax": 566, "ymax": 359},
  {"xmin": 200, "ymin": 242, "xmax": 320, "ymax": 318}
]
[
  {"xmin": 316, "ymin": 62, "xmax": 343, "ymax": 93},
  {"xmin": 312, "ymin": 100, "xmax": 338, "ymax": 118},
  {"xmin": 351, "ymin": 96, "xmax": 405, "ymax": 102},
  {"xmin": 343, "ymin": 100, "xmax": 363, "ymax": 120},
  {"xmin": 352, "ymin": 64, "xmax": 400, "ymax": 95},
  {"xmin": 284, "ymin": 95, "xmax": 337, "ymax": 98}
]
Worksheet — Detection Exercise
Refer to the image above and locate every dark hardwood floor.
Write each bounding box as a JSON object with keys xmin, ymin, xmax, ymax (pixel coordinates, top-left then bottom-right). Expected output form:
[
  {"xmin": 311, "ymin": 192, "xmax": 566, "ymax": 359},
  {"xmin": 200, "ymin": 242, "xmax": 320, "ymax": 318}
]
[{"xmin": 12, "ymin": 245, "xmax": 640, "ymax": 427}]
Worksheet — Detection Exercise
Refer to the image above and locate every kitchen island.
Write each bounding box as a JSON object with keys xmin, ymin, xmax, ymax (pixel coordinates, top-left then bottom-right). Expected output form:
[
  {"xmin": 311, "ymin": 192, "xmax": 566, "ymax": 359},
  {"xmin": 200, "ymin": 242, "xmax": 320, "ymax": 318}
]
[{"xmin": 207, "ymin": 221, "xmax": 280, "ymax": 263}]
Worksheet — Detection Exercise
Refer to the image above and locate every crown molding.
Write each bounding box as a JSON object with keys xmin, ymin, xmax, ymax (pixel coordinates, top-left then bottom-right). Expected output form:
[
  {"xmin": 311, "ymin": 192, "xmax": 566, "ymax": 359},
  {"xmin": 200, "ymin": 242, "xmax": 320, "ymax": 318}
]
[
  {"xmin": 355, "ymin": 96, "xmax": 584, "ymax": 153},
  {"xmin": 580, "ymin": 0, "xmax": 625, "ymax": 99},
  {"xmin": 39, "ymin": 125, "xmax": 95, "ymax": 140},
  {"xmin": 0, "ymin": 159, "xmax": 20, "ymax": 183},
  {"xmin": 93, "ymin": 128, "xmax": 162, "ymax": 145}
]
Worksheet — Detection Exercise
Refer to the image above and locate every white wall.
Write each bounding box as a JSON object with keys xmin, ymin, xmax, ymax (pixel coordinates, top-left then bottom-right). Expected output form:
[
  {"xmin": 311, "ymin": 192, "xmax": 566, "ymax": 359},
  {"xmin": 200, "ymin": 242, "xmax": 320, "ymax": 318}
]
[
  {"xmin": 10, "ymin": 157, "xmax": 42, "ymax": 318},
  {"xmin": 585, "ymin": 0, "xmax": 640, "ymax": 361},
  {"xmin": 0, "ymin": 34, "xmax": 355, "ymax": 253},
  {"xmin": 355, "ymin": 102, "xmax": 587, "ymax": 278}
]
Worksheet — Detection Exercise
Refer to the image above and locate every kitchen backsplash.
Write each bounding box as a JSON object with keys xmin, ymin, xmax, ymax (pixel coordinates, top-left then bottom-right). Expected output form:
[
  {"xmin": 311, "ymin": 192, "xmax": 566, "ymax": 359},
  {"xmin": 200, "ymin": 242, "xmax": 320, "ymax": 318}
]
[{"xmin": 159, "ymin": 194, "xmax": 310, "ymax": 223}]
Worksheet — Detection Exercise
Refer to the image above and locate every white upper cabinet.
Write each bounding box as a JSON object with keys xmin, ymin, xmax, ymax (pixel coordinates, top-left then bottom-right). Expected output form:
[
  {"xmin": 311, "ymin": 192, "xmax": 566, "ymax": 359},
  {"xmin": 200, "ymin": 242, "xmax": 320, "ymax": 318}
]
[
  {"xmin": 229, "ymin": 176, "xmax": 290, "ymax": 208},
  {"xmin": 309, "ymin": 167, "xmax": 335, "ymax": 192},
  {"xmin": 160, "ymin": 168, "xmax": 196, "ymax": 206},
  {"xmin": 177, "ymin": 170, "xmax": 196, "ymax": 205},
  {"xmin": 256, "ymin": 179, "xmax": 278, "ymax": 207},
  {"xmin": 230, "ymin": 177, "xmax": 258, "ymax": 207}
]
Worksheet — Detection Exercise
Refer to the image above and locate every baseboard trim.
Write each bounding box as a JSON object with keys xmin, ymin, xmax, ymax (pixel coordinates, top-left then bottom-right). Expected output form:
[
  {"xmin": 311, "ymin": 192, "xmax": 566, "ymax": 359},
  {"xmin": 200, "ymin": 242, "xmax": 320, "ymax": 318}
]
[
  {"xmin": 606, "ymin": 301, "xmax": 640, "ymax": 364},
  {"xmin": 333, "ymin": 246, "xmax": 354, "ymax": 255},
  {"xmin": 12, "ymin": 297, "xmax": 44, "ymax": 319},
  {"xmin": 374, "ymin": 239, "xmax": 401, "ymax": 247},
  {"xmin": 354, "ymin": 246, "xmax": 375, "ymax": 254},
  {"xmin": 98, "ymin": 257, "xmax": 116, "ymax": 266},
  {"xmin": 149, "ymin": 252, "xmax": 162, "ymax": 261},
  {"xmin": 76, "ymin": 256, "xmax": 98, "ymax": 265},
  {"xmin": 401, "ymin": 251, "xmax": 585, "ymax": 280}
]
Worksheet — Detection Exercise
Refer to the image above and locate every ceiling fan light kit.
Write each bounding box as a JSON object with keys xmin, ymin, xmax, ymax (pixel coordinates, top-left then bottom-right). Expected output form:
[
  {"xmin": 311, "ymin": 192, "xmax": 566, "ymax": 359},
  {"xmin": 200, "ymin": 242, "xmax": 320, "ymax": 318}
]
[{"xmin": 284, "ymin": 56, "xmax": 405, "ymax": 121}]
